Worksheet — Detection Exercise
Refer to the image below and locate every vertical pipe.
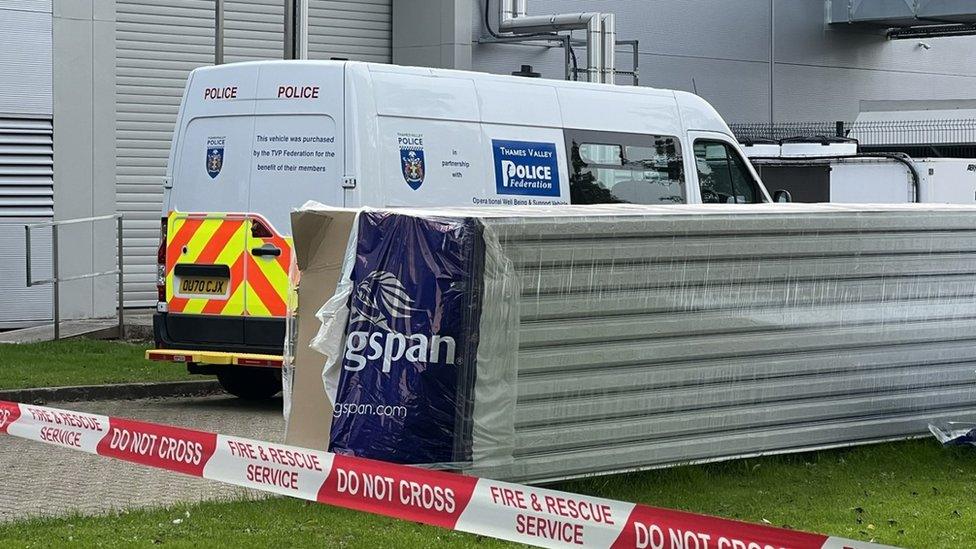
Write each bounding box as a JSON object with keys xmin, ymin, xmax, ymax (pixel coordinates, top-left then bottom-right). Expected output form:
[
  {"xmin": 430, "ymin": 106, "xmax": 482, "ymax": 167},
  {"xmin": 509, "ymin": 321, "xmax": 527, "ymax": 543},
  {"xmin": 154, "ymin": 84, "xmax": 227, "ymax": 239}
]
[
  {"xmin": 514, "ymin": 0, "xmax": 527, "ymax": 18},
  {"xmin": 601, "ymin": 13, "xmax": 616, "ymax": 84},
  {"xmin": 499, "ymin": 0, "xmax": 512, "ymax": 21},
  {"xmin": 500, "ymin": 0, "xmax": 524, "ymax": 21},
  {"xmin": 296, "ymin": 0, "xmax": 308, "ymax": 59},
  {"xmin": 563, "ymin": 35, "xmax": 571, "ymax": 81},
  {"xmin": 214, "ymin": 0, "xmax": 224, "ymax": 65},
  {"xmin": 24, "ymin": 225, "xmax": 31, "ymax": 287},
  {"xmin": 769, "ymin": 0, "xmax": 775, "ymax": 124},
  {"xmin": 284, "ymin": 0, "xmax": 295, "ymax": 59},
  {"xmin": 52, "ymin": 226, "xmax": 59, "ymax": 341},
  {"xmin": 632, "ymin": 40, "xmax": 639, "ymax": 86},
  {"xmin": 117, "ymin": 216, "xmax": 124, "ymax": 339},
  {"xmin": 586, "ymin": 15, "xmax": 602, "ymax": 83}
]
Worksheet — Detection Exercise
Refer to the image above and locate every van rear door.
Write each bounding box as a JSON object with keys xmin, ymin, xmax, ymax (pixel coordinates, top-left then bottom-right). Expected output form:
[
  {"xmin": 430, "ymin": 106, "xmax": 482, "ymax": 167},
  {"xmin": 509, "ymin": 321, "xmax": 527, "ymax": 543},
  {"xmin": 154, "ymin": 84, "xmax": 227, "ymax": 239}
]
[
  {"xmin": 166, "ymin": 62, "xmax": 345, "ymax": 323},
  {"xmin": 166, "ymin": 212, "xmax": 248, "ymax": 318},
  {"xmin": 168, "ymin": 95, "xmax": 256, "ymax": 320},
  {"xmin": 247, "ymin": 63, "xmax": 345, "ymax": 232},
  {"xmin": 241, "ymin": 63, "xmax": 345, "ymax": 318}
]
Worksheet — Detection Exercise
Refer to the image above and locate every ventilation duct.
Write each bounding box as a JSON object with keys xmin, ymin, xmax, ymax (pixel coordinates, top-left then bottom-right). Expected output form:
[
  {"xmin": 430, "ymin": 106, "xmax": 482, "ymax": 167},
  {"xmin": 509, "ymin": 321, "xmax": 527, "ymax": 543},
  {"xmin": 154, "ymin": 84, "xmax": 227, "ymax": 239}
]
[
  {"xmin": 829, "ymin": 0, "xmax": 976, "ymax": 38},
  {"xmin": 498, "ymin": 0, "xmax": 616, "ymax": 83}
]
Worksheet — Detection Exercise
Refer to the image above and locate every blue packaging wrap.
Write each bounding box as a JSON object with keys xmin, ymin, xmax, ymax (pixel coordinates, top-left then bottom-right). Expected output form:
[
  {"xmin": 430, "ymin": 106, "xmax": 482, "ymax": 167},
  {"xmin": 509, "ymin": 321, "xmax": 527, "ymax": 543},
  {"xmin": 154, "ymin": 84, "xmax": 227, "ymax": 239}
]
[{"xmin": 327, "ymin": 211, "xmax": 483, "ymax": 464}]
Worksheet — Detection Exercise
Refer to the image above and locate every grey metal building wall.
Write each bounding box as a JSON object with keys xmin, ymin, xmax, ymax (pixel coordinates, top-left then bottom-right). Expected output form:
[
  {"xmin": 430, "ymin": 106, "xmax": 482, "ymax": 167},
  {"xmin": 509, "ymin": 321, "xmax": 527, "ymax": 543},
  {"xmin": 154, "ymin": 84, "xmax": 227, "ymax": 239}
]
[
  {"xmin": 116, "ymin": 0, "xmax": 392, "ymax": 306},
  {"xmin": 468, "ymin": 0, "xmax": 976, "ymax": 123},
  {"xmin": 0, "ymin": 1, "xmax": 54, "ymax": 326}
]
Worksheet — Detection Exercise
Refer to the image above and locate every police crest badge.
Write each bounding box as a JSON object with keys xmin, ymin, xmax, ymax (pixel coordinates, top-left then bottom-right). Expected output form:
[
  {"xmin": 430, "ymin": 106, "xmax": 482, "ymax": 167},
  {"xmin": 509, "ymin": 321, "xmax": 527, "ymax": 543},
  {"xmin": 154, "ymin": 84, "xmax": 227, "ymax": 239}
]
[
  {"xmin": 400, "ymin": 148, "xmax": 425, "ymax": 190},
  {"xmin": 206, "ymin": 136, "xmax": 225, "ymax": 179}
]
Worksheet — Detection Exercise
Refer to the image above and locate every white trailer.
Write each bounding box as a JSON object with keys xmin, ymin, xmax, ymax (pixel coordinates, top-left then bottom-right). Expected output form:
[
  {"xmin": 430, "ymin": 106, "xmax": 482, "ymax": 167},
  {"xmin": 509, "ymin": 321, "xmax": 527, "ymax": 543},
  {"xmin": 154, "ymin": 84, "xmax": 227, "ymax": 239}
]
[{"xmin": 751, "ymin": 154, "xmax": 976, "ymax": 205}]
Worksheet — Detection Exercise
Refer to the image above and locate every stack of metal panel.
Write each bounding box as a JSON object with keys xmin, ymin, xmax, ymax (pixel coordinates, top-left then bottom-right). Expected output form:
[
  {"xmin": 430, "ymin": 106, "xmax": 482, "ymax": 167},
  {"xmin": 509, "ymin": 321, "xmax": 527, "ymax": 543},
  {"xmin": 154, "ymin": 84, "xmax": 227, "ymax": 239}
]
[{"xmin": 464, "ymin": 204, "xmax": 976, "ymax": 483}]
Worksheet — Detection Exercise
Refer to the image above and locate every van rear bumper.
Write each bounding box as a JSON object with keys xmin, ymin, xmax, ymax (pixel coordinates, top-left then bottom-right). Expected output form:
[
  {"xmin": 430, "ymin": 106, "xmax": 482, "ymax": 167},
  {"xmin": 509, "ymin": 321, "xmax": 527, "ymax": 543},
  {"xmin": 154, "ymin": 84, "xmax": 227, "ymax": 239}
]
[{"xmin": 153, "ymin": 312, "xmax": 285, "ymax": 357}]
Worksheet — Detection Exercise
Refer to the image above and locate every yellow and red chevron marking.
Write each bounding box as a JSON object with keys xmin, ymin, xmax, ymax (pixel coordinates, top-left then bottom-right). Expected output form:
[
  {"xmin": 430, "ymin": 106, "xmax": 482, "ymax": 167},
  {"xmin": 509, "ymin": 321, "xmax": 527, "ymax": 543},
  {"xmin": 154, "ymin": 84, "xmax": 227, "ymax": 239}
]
[
  {"xmin": 245, "ymin": 228, "xmax": 292, "ymax": 318},
  {"xmin": 164, "ymin": 212, "xmax": 292, "ymax": 318}
]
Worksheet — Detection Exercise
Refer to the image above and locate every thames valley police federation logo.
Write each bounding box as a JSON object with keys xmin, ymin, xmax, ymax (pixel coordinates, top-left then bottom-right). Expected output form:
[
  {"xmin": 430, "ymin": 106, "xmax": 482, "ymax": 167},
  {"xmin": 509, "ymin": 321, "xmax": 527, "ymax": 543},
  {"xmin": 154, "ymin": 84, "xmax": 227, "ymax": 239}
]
[
  {"xmin": 397, "ymin": 133, "xmax": 425, "ymax": 190},
  {"xmin": 206, "ymin": 136, "xmax": 226, "ymax": 179}
]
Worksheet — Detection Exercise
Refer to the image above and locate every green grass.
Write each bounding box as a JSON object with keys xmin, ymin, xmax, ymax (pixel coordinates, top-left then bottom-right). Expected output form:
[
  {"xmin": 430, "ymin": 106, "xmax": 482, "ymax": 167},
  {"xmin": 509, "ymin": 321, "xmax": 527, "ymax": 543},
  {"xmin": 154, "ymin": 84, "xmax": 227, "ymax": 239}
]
[
  {"xmin": 1, "ymin": 439, "xmax": 974, "ymax": 547},
  {"xmin": 0, "ymin": 339, "xmax": 189, "ymax": 390},
  {"xmin": 560, "ymin": 438, "xmax": 976, "ymax": 548},
  {"xmin": 0, "ymin": 496, "xmax": 512, "ymax": 549}
]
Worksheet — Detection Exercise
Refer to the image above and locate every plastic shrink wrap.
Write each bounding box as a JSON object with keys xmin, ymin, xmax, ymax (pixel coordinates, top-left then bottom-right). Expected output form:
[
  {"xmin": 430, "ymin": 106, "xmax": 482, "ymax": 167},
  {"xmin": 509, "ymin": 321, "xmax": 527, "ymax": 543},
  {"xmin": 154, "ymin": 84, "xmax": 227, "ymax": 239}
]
[{"xmin": 287, "ymin": 202, "xmax": 976, "ymax": 483}]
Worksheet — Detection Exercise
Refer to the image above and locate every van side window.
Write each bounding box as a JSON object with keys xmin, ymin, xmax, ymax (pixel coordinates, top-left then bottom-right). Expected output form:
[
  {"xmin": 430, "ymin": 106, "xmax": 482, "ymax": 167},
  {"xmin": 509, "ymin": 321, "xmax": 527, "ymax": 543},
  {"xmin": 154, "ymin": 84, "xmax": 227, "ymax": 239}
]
[
  {"xmin": 693, "ymin": 140, "xmax": 764, "ymax": 204},
  {"xmin": 566, "ymin": 131, "xmax": 685, "ymax": 205}
]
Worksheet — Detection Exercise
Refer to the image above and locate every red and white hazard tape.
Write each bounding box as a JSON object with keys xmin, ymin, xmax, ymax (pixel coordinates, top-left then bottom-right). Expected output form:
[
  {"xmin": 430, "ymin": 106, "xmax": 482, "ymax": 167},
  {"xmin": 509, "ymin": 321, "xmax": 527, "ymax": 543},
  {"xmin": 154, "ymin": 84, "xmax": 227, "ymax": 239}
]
[{"xmin": 0, "ymin": 400, "xmax": 891, "ymax": 549}]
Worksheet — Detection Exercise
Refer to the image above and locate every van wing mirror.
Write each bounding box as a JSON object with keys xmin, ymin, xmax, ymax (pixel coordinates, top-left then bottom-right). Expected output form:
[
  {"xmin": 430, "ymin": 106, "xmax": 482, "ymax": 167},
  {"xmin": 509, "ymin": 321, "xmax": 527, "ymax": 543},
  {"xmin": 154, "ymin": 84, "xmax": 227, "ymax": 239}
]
[{"xmin": 772, "ymin": 189, "xmax": 792, "ymax": 203}]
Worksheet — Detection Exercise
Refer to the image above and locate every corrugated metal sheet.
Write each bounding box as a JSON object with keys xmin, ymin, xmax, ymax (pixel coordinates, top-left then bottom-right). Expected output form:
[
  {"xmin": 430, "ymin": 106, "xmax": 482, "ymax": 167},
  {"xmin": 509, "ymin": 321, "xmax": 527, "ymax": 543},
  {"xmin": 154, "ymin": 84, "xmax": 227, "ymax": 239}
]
[
  {"xmin": 0, "ymin": 6, "xmax": 52, "ymax": 115},
  {"xmin": 116, "ymin": 0, "xmax": 391, "ymax": 306},
  {"xmin": 117, "ymin": 0, "xmax": 217, "ymax": 306},
  {"xmin": 465, "ymin": 206, "xmax": 976, "ymax": 483},
  {"xmin": 0, "ymin": 0, "xmax": 51, "ymax": 11},
  {"xmin": 308, "ymin": 1, "xmax": 391, "ymax": 62},
  {"xmin": 0, "ymin": 222, "xmax": 52, "ymax": 326},
  {"xmin": 224, "ymin": 0, "xmax": 284, "ymax": 63}
]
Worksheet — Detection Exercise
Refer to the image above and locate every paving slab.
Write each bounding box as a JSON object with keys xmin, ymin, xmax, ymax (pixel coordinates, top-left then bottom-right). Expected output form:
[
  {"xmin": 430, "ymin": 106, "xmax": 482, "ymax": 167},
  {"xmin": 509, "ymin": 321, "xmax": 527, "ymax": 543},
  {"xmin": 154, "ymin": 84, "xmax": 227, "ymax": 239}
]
[{"xmin": 0, "ymin": 395, "xmax": 285, "ymax": 523}]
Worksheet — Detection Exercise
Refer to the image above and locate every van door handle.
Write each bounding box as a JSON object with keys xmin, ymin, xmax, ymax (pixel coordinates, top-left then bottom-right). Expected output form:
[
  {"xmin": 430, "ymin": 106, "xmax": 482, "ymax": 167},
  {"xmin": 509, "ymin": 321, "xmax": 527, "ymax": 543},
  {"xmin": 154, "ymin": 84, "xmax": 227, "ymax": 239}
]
[{"xmin": 251, "ymin": 244, "xmax": 281, "ymax": 257}]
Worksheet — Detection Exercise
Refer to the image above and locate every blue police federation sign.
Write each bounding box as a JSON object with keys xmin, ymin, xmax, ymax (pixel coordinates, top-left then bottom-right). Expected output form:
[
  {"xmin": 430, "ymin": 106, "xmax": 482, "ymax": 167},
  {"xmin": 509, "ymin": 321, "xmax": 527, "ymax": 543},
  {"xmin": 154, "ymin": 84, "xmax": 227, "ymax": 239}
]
[
  {"xmin": 206, "ymin": 136, "xmax": 225, "ymax": 179},
  {"xmin": 492, "ymin": 139, "xmax": 560, "ymax": 197}
]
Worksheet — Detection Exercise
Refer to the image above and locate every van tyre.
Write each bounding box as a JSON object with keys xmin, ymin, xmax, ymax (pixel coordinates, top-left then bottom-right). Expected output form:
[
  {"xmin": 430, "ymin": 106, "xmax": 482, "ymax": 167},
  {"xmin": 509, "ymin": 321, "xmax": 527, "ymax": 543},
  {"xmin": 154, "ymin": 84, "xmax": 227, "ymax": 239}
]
[{"xmin": 217, "ymin": 368, "xmax": 282, "ymax": 400}]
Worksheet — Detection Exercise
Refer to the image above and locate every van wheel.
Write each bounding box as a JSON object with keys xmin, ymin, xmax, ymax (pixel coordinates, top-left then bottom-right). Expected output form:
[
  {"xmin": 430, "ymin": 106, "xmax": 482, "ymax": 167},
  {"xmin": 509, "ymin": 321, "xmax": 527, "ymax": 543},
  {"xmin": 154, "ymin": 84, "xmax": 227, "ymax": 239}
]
[{"xmin": 216, "ymin": 368, "xmax": 282, "ymax": 400}]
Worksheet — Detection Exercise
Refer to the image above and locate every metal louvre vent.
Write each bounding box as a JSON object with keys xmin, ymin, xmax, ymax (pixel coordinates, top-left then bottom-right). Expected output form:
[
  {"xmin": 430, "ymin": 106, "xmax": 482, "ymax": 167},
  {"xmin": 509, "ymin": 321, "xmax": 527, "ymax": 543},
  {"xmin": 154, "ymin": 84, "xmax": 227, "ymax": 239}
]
[{"xmin": 0, "ymin": 116, "xmax": 54, "ymax": 218}]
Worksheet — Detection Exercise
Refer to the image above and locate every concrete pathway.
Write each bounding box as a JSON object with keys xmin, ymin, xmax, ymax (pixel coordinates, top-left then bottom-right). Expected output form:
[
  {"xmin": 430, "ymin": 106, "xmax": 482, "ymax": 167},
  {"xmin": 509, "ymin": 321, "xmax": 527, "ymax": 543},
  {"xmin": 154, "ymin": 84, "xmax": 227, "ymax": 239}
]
[
  {"xmin": 0, "ymin": 395, "xmax": 285, "ymax": 523},
  {"xmin": 0, "ymin": 309, "xmax": 153, "ymax": 344}
]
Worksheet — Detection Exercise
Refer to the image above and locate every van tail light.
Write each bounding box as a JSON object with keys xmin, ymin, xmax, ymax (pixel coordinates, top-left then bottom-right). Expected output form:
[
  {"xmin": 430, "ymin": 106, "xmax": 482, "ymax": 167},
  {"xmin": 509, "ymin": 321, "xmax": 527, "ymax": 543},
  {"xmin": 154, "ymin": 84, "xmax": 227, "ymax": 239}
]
[
  {"xmin": 251, "ymin": 217, "xmax": 273, "ymax": 239},
  {"xmin": 156, "ymin": 216, "xmax": 168, "ymax": 311}
]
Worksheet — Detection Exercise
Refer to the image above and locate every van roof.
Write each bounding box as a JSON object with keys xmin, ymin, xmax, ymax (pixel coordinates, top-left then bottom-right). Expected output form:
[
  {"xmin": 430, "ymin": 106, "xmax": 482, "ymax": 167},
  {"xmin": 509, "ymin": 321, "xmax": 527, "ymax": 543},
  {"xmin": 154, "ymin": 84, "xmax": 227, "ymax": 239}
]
[
  {"xmin": 191, "ymin": 59, "xmax": 663, "ymax": 93},
  {"xmin": 186, "ymin": 60, "xmax": 734, "ymax": 136}
]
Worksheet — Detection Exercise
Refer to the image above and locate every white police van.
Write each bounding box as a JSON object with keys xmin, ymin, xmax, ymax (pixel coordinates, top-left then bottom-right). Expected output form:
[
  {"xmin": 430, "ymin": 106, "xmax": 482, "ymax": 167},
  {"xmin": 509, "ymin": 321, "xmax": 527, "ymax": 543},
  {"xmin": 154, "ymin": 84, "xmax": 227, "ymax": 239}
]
[{"xmin": 152, "ymin": 59, "xmax": 778, "ymax": 398}]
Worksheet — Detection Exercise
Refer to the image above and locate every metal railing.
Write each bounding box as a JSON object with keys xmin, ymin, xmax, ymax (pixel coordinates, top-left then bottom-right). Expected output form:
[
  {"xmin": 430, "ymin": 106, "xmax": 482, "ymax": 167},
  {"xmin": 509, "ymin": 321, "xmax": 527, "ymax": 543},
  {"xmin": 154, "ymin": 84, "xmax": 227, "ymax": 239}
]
[
  {"xmin": 730, "ymin": 119, "xmax": 976, "ymax": 146},
  {"xmin": 25, "ymin": 214, "xmax": 123, "ymax": 340}
]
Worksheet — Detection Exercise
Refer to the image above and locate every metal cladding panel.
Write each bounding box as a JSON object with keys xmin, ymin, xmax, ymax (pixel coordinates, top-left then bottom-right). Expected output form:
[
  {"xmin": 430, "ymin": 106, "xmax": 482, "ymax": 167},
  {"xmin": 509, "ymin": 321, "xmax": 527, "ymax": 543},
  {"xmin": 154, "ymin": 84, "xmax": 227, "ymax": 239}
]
[
  {"xmin": 460, "ymin": 205, "xmax": 976, "ymax": 483},
  {"xmin": 0, "ymin": 6, "xmax": 52, "ymax": 115},
  {"xmin": 0, "ymin": 0, "xmax": 51, "ymax": 10},
  {"xmin": 0, "ymin": 222, "xmax": 52, "ymax": 325},
  {"xmin": 307, "ymin": 0, "xmax": 392, "ymax": 62},
  {"xmin": 224, "ymin": 0, "xmax": 284, "ymax": 63},
  {"xmin": 471, "ymin": 1, "xmax": 976, "ymax": 122},
  {"xmin": 117, "ymin": 0, "xmax": 219, "ymax": 306},
  {"xmin": 116, "ymin": 0, "xmax": 391, "ymax": 306}
]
